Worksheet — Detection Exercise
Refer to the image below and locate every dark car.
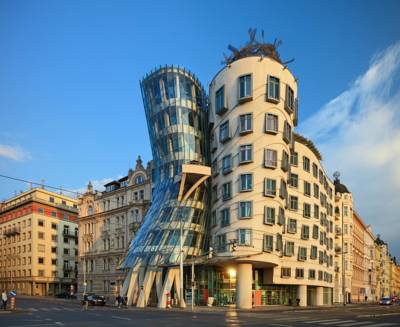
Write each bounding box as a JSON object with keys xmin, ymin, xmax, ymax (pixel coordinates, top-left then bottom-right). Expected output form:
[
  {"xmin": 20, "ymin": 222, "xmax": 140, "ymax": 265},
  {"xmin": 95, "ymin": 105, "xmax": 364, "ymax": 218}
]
[
  {"xmin": 379, "ymin": 296, "xmax": 392, "ymax": 305},
  {"xmin": 83, "ymin": 294, "xmax": 106, "ymax": 306},
  {"xmin": 55, "ymin": 292, "xmax": 77, "ymax": 299}
]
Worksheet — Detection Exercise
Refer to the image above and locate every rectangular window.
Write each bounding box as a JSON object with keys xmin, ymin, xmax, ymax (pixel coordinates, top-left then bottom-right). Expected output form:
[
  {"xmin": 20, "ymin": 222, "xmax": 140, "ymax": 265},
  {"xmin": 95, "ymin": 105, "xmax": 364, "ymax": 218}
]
[
  {"xmin": 212, "ymin": 185, "xmax": 218, "ymax": 203},
  {"xmin": 283, "ymin": 121, "xmax": 292, "ymax": 144},
  {"xmin": 312, "ymin": 225, "xmax": 319, "ymax": 239},
  {"xmin": 264, "ymin": 206, "xmax": 275, "ymax": 225},
  {"xmin": 239, "ymin": 74, "xmax": 252, "ymax": 100},
  {"xmin": 222, "ymin": 154, "xmax": 232, "ymax": 174},
  {"xmin": 219, "ymin": 121, "xmax": 231, "ymax": 143},
  {"xmin": 295, "ymin": 268, "xmax": 304, "ymax": 279},
  {"xmin": 263, "ymin": 234, "xmax": 273, "ymax": 252},
  {"xmin": 310, "ymin": 246, "xmax": 318, "ymax": 259},
  {"xmin": 239, "ymin": 173, "xmax": 253, "ymax": 192},
  {"xmin": 267, "ymin": 75, "xmax": 280, "ymax": 102},
  {"xmin": 264, "ymin": 178, "xmax": 276, "ymax": 197},
  {"xmin": 264, "ymin": 149, "xmax": 277, "ymax": 168},
  {"xmin": 312, "ymin": 163, "xmax": 318, "ymax": 178},
  {"xmin": 278, "ymin": 207, "xmax": 285, "ymax": 225},
  {"xmin": 298, "ymin": 247, "xmax": 307, "ymax": 261},
  {"xmin": 303, "ymin": 203, "xmax": 311, "ymax": 218},
  {"xmin": 281, "ymin": 267, "xmax": 291, "ymax": 278},
  {"xmin": 279, "ymin": 179, "xmax": 287, "ymax": 200},
  {"xmin": 301, "ymin": 225, "xmax": 310, "ymax": 239},
  {"xmin": 287, "ymin": 218, "xmax": 297, "ymax": 234},
  {"xmin": 220, "ymin": 208, "xmax": 230, "ymax": 227},
  {"xmin": 38, "ymin": 208, "xmax": 44, "ymax": 215},
  {"xmin": 289, "ymin": 173, "xmax": 298, "ymax": 188},
  {"xmin": 211, "ymin": 211, "xmax": 217, "ymax": 227},
  {"xmin": 239, "ymin": 113, "xmax": 252, "ymax": 134},
  {"xmin": 239, "ymin": 144, "xmax": 253, "ymax": 163},
  {"xmin": 285, "ymin": 85, "xmax": 295, "ymax": 112},
  {"xmin": 289, "ymin": 196, "xmax": 298, "ymax": 211},
  {"xmin": 222, "ymin": 182, "xmax": 232, "ymax": 201},
  {"xmin": 239, "ymin": 201, "xmax": 252, "ymax": 219},
  {"xmin": 238, "ymin": 229, "xmax": 252, "ymax": 246},
  {"xmin": 215, "ymin": 86, "xmax": 227, "ymax": 115},
  {"xmin": 276, "ymin": 233, "xmax": 283, "ymax": 252},
  {"xmin": 38, "ymin": 257, "xmax": 44, "ymax": 264},
  {"xmin": 217, "ymin": 234, "xmax": 227, "ymax": 252},
  {"xmin": 38, "ymin": 232, "xmax": 44, "ymax": 240},
  {"xmin": 309, "ymin": 269, "xmax": 316, "ymax": 279},
  {"xmin": 285, "ymin": 241, "xmax": 295, "ymax": 256},
  {"xmin": 314, "ymin": 204, "xmax": 319, "ymax": 219},
  {"xmin": 290, "ymin": 151, "xmax": 298, "ymax": 166},
  {"xmin": 212, "ymin": 159, "xmax": 218, "ymax": 177},
  {"xmin": 314, "ymin": 183, "xmax": 320, "ymax": 199},
  {"xmin": 38, "ymin": 219, "xmax": 44, "ymax": 227},
  {"xmin": 303, "ymin": 156, "xmax": 310, "ymax": 172},
  {"xmin": 51, "ymin": 223, "xmax": 57, "ymax": 230},
  {"xmin": 265, "ymin": 113, "xmax": 278, "ymax": 134},
  {"xmin": 304, "ymin": 181, "xmax": 311, "ymax": 196},
  {"xmin": 281, "ymin": 150, "xmax": 289, "ymax": 172}
]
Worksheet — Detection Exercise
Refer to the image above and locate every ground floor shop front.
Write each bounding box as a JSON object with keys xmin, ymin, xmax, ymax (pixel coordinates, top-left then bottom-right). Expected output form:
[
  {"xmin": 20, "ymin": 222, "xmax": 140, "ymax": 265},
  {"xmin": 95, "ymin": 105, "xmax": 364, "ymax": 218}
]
[{"xmin": 0, "ymin": 278, "xmax": 76, "ymax": 296}]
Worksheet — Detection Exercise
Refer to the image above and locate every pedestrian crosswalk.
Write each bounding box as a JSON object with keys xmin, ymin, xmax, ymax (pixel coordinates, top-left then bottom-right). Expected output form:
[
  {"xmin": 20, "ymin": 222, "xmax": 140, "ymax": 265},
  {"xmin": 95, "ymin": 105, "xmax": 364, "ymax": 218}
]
[{"xmin": 300, "ymin": 318, "xmax": 398, "ymax": 327}]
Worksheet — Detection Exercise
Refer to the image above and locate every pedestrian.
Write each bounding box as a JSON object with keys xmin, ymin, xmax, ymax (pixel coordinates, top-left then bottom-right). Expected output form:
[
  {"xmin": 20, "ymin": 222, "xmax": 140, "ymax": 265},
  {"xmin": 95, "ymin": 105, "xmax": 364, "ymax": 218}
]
[
  {"xmin": 117, "ymin": 295, "xmax": 122, "ymax": 308},
  {"xmin": 1, "ymin": 290, "xmax": 7, "ymax": 310},
  {"xmin": 82, "ymin": 293, "xmax": 89, "ymax": 310}
]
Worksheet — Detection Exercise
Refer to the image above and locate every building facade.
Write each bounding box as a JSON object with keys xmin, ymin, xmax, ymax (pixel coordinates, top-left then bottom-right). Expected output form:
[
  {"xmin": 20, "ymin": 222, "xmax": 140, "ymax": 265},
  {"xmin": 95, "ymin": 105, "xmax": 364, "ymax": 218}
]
[
  {"xmin": 77, "ymin": 156, "xmax": 151, "ymax": 299},
  {"xmin": 0, "ymin": 188, "xmax": 78, "ymax": 296}
]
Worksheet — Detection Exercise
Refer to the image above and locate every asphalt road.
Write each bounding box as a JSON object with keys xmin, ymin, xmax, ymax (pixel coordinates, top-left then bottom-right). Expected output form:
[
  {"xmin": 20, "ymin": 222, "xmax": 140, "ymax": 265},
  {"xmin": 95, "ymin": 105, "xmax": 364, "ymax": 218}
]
[{"xmin": 1, "ymin": 297, "xmax": 400, "ymax": 327}]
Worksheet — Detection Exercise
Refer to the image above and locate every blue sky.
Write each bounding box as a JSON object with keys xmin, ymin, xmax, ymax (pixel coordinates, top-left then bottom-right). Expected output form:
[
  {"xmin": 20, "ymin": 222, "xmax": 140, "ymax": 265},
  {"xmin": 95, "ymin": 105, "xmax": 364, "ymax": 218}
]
[{"xmin": 1, "ymin": 0, "xmax": 400, "ymax": 254}]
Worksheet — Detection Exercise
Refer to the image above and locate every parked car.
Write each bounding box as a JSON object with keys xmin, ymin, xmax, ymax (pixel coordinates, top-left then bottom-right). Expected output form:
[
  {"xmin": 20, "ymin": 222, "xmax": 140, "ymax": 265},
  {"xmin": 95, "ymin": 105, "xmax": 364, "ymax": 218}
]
[
  {"xmin": 391, "ymin": 295, "xmax": 399, "ymax": 304},
  {"xmin": 55, "ymin": 292, "xmax": 77, "ymax": 299},
  {"xmin": 82, "ymin": 294, "xmax": 106, "ymax": 306},
  {"xmin": 379, "ymin": 296, "xmax": 392, "ymax": 305}
]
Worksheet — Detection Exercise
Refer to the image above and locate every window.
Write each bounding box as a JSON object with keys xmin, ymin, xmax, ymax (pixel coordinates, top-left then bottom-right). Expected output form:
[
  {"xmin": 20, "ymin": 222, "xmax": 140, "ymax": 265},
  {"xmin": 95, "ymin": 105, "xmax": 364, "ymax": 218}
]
[
  {"xmin": 217, "ymin": 234, "xmax": 227, "ymax": 252},
  {"xmin": 219, "ymin": 121, "xmax": 231, "ymax": 143},
  {"xmin": 283, "ymin": 121, "xmax": 292, "ymax": 144},
  {"xmin": 265, "ymin": 113, "xmax": 278, "ymax": 134},
  {"xmin": 51, "ymin": 247, "xmax": 57, "ymax": 254},
  {"xmin": 64, "ymin": 248, "xmax": 69, "ymax": 255},
  {"xmin": 51, "ymin": 211, "xmax": 57, "ymax": 217},
  {"xmin": 281, "ymin": 150, "xmax": 289, "ymax": 172},
  {"xmin": 303, "ymin": 203, "xmax": 311, "ymax": 218},
  {"xmin": 238, "ymin": 74, "xmax": 252, "ymax": 100},
  {"xmin": 285, "ymin": 85, "xmax": 295, "ymax": 112},
  {"xmin": 264, "ymin": 149, "xmax": 277, "ymax": 168},
  {"xmin": 52, "ymin": 259, "xmax": 57, "ymax": 265},
  {"xmin": 222, "ymin": 182, "xmax": 232, "ymax": 201},
  {"xmin": 309, "ymin": 269, "xmax": 316, "ymax": 279},
  {"xmin": 38, "ymin": 208, "xmax": 44, "ymax": 215},
  {"xmin": 264, "ymin": 178, "xmax": 276, "ymax": 197},
  {"xmin": 314, "ymin": 204, "xmax": 320, "ymax": 219},
  {"xmin": 288, "ymin": 218, "xmax": 297, "ymax": 234},
  {"xmin": 239, "ymin": 173, "xmax": 253, "ymax": 192},
  {"xmin": 289, "ymin": 196, "xmax": 298, "ymax": 211},
  {"xmin": 222, "ymin": 155, "xmax": 232, "ymax": 174},
  {"xmin": 212, "ymin": 185, "xmax": 218, "ymax": 203},
  {"xmin": 313, "ymin": 225, "xmax": 319, "ymax": 239},
  {"xmin": 296, "ymin": 268, "xmax": 304, "ymax": 279},
  {"xmin": 276, "ymin": 233, "xmax": 283, "ymax": 252},
  {"xmin": 38, "ymin": 257, "xmax": 44, "ymax": 264},
  {"xmin": 51, "ymin": 234, "xmax": 58, "ymax": 242},
  {"xmin": 289, "ymin": 173, "xmax": 298, "ymax": 188},
  {"xmin": 211, "ymin": 211, "xmax": 217, "ymax": 227},
  {"xmin": 301, "ymin": 225, "xmax": 310, "ymax": 239},
  {"xmin": 239, "ymin": 144, "xmax": 252, "ymax": 163},
  {"xmin": 263, "ymin": 234, "xmax": 273, "ymax": 252},
  {"xmin": 51, "ymin": 223, "xmax": 57, "ymax": 230},
  {"xmin": 281, "ymin": 267, "xmax": 291, "ymax": 278},
  {"xmin": 312, "ymin": 163, "xmax": 318, "ymax": 178},
  {"xmin": 267, "ymin": 75, "xmax": 280, "ymax": 102},
  {"xmin": 220, "ymin": 208, "xmax": 230, "ymax": 227},
  {"xmin": 238, "ymin": 229, "xmax": 252, "ymax": 246},
  {"xmin": 239, "ymin": 201, "xmax": 252, "ymax": 219},
  {"xmin": 279, "ymin": 179, "xmax": 287, "ymax": 200},
  {"xmin": 310, "ymin": 246, "xmax": 318, "ymax": 260},
  {"xmin": 215, "ymin": 86, "xmax": 227, "ymax": 115},
  {"xmin": 278, "ymin": 207, "xmax": 285, "ymax": 225},
  {"xmin": 38, "ymin": 219, "xmax": 44, "ymax": 227},
  {"xmin": 290, "ymin": 151, "xmax": 298, "ymax": 166},
  {"xmin": 135, "ymin": 175, "xmax": 144, "ymax": 185},
  {"xmin": 264, "ymin": 207, "xmax": 275, "ymax": 225},
  {"xmin": 285, "ymin": 241, "xmax": 295, "ymax": 256},
  {"xmin": 303, "ymin": 156, "xmax": 310, "ymax": 172},
  {"xmin": 239, "ymin": 113, "xmax": 252, "ymax": 134},
  {"xmin": 38, "ymin": 232, "xmax": 44, "ymax": 240},
  {"xmin": 298, "ymin": 247, "xmax": 307, "ymax": 261},
  {"xmin": 314, "ymin": 183, "xmax": 320, "ymax": 199},
  {"xmin": 304, "ymin": 181, "xmax": 311, "ymax": 196},
  {"xmin": 212, "ymin": 159, "xmax": 219, "ymax": 177}
]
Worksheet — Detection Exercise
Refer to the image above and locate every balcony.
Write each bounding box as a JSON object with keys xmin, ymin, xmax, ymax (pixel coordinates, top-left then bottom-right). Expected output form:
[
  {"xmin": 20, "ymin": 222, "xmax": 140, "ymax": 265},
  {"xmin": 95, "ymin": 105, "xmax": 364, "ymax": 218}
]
[
  {"xmin": 3, "ymin": 227, "xmax": 21, "ymax": 237},
  {"xmin": 129, "ymin": 222, "xmax": 140, "ymax": 232},
  {"xmin": 63, "ymin": 230, "xmax": 78, "ymax": 238},
  {"xmin": 63, "ymin": 266, "xmax": 73, "ymax": 272}
]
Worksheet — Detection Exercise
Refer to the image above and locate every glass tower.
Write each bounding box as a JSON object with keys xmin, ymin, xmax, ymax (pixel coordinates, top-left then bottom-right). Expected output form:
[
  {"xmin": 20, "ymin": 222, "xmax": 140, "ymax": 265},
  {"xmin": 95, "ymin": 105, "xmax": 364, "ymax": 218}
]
[{"xmin": 121, "ymin": 66, "xmax": 210, "ymax": 270}]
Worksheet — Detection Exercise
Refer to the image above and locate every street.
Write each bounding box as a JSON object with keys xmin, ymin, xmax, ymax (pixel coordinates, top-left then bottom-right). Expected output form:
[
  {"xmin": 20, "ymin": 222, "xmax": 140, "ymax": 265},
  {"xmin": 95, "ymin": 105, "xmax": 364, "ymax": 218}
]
[{"xmin": 1, "ymin": 297, "xmax": 400, "ymax": 327}]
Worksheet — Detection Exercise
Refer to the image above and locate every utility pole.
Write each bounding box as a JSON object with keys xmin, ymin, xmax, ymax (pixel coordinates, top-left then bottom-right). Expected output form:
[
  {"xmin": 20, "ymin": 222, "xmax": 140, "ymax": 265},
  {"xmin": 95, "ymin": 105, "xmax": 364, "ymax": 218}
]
[{"xmin": 83, "ymin": 258, "xmax": 87, "ymax": 294}]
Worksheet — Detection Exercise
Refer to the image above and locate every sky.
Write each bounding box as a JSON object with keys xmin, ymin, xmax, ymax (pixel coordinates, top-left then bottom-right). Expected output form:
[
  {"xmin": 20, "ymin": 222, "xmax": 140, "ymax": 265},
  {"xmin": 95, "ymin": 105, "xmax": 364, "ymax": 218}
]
[{"xmin": 0, "ymin": 0, "xmax": 399, "ymax": 255}]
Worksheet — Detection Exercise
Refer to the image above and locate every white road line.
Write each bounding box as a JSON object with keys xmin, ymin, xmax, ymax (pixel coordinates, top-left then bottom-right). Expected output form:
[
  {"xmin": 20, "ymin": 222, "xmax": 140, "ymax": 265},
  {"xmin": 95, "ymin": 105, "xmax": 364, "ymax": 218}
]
[
  {"xmin": 52, "ymin": 307, "xmax": 62, "ymax": 311},
  {"xmin": 304, "ymin": 319, "xmax": 342, "ymax": 324},
  {"xmin": 335, "ymin": 322, "xmax": 372, "ymax": 327},
  {"xmin": 40, "ymin": 307, "xmax": 51, "ymax": 311},
  {"xmin": 275, "ymin": 316, "xmax": 309, "ymax": 321},
  {"xmin": 111, "ymin": 316, "xmax": 131, "ymax": 321},
  {"xmin": 320, "ymin": 321, "xmax": 355, "ymax": 325},
  {"xmin": 29, "ymin": 308, "xmax": 38, "ymax": 311},
  {"xmin": 360, "ymin": 323, "xmax": 397, "ymax": 327}
]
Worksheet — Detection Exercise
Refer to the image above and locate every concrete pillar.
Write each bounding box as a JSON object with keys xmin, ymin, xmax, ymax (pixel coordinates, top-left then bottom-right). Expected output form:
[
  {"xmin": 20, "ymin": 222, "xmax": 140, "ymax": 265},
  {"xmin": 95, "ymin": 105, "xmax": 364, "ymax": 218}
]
[
  {"xmin": 316, "ymin": 286, "xmax": 324, "ymax": 306},
  {"xmin": 297, "ymin": 285, "xmax": 307, "ymax": 307},
  {"xmin": 236, "ymin": 263, "xmax": 253, "ymax": 309}
]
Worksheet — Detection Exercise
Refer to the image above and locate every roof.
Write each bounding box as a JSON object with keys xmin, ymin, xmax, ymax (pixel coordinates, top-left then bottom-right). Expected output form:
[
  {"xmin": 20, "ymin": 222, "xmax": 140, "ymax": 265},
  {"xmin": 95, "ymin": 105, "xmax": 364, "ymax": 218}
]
[{"xmin": 293, "ymin": 133, "xmax": 322, "ymax": 161}]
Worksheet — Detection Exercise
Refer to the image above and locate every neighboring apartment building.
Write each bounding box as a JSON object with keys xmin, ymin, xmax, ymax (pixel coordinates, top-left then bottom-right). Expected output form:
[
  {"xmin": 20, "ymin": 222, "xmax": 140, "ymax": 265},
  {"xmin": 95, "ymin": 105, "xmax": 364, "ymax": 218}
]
[
  {"xmin": 77, "ymin": 156, "xmax": 151, "ymax": 299},
  {"xmin": 0, "ymin": 188, "xmax": 78, "ymax": 296},
  {"xmin": 375, "ymin": 236, "xmax": 389, "ymax": 297},
  {"xmin": 364, "ymin": 225, "xmax": 376, "ymax": 301}
]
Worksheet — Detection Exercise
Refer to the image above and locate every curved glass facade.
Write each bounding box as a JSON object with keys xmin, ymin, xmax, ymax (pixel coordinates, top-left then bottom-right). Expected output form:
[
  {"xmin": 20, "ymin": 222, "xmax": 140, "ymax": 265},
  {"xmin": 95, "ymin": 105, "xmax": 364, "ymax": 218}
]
[{"xmin": 122, "ymin": 66, "xmax": 210, "ymax": 269}]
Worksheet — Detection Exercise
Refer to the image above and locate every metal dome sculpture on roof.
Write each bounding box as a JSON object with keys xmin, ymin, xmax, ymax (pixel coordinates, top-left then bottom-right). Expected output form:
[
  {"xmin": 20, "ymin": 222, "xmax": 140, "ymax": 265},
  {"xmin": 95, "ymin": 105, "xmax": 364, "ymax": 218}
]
[{"xmin": 223, "ymin": 28, "xmax": 293, "ymax": 65}]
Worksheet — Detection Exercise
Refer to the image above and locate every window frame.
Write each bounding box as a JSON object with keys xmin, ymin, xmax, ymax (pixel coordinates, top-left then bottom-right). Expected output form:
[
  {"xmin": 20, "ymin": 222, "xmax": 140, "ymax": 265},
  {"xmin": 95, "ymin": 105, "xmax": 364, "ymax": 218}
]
[
  {"xmin": 239, "ymin": 113, "xmax": 253, "ymax": 135},
  {"xmin": 238, "ymin": 74, "xmax": 253, "ymax": 102},
  {"xmin": 267, "ymin": 75, "xmax": 280, "ymax": 103}
]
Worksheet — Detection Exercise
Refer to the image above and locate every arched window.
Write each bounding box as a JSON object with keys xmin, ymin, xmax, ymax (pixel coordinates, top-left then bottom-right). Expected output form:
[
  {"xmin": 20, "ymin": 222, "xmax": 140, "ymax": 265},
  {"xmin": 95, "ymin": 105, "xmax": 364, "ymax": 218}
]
[
  {"xmin": 135, "ymin": 175, "xmax": 144, "ymax": 185},
  {"xmin": 87, "ymin": 205, "xmax": 94, "ymax": 216}
]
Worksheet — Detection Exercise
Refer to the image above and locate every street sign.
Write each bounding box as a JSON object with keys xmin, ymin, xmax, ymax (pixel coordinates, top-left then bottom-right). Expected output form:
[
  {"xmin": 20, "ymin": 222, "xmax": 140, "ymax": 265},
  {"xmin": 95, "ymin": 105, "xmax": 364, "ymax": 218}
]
[{"xmin": 9, "ymin": 290, "xmax": 17, "ymax": 297}]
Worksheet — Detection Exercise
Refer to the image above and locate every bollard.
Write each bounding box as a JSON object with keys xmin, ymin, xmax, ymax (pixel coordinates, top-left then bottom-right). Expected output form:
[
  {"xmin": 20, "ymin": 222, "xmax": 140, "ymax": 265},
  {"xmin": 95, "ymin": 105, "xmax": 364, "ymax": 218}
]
[
  {"xmin": 10, "ymin": 297, "xmax": 16, "ymax": 310},
  {"xmin": 167, "ymin": 291, "xmax": 171, "ymax": 308}
]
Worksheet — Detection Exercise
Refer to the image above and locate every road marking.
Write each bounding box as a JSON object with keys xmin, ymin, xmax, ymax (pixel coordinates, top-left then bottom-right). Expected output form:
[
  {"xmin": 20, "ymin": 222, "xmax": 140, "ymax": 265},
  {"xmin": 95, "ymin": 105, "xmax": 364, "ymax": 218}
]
[
  {"xmin": 269, "ymin": 324, "xmax": 294, "ymax": 327},
  {"xmin": 358, "ymin": 313, "xmax": 400, "ymax": 318},
  {"xmin": 335, "ymin": 322, "xmax": 372, "ymax": 326},
  {"xmin": 359, "ymin": 324, "xmax": 397, "ymax": 327},
  {"xmin": 320, "ymin": 321, "xmax": 355, "ymax": 325},
  {"xmin": 111, "ymin": 316, "xmax": 131, "ymax": 321},
  {"xmin": 40, "ymin": 307, "xmax": 51, "ymax": 311},
  {"xmin": 304, "ymin": 319, "xmax": 342, "ymax": 324},
  {"xmin": 52, "ymin": 307, "xmax": 62, "ymax": 311},
  {"xmin": 29, "ymin": 308, "xmax": 38, "ymax": 311},
  {"xmin": 275, "ymin": 316, "xmax": 309, "ymax": 321}
]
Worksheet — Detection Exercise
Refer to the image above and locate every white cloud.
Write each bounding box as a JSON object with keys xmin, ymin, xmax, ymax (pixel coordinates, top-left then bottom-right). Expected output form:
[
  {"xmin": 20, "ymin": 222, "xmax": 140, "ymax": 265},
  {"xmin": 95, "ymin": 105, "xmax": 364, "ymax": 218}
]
[
  {"xmin": 0, "ymin": 144, "xmax": 31, "ymax": 161},
  {"xmin": 299, "ymin": 41, "xmax": 400, "ymax": 257}
]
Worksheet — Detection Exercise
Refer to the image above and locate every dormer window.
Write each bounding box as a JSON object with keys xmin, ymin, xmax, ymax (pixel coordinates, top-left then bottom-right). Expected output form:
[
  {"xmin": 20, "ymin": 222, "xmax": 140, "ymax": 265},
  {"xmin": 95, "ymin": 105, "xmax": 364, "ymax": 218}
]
[{"xmin": 135, "ymin": 175, "xmax": 144, "ymax": 185}]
